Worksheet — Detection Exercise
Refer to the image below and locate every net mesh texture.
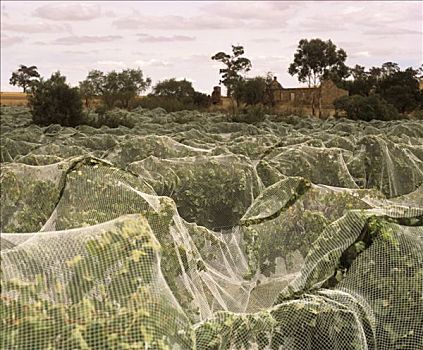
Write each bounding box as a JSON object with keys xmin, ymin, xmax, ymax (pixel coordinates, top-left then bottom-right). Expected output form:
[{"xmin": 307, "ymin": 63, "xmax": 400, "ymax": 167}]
[{"xmin": 1, "ymin": 106, "xmax": 422, "ymax": 349}]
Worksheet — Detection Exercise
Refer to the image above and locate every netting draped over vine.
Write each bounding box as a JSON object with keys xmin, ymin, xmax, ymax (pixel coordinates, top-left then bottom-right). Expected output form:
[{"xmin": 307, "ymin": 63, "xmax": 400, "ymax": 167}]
[{"xmin": 1, "ymin": 107, "xmax": 422, "ymax": 349}]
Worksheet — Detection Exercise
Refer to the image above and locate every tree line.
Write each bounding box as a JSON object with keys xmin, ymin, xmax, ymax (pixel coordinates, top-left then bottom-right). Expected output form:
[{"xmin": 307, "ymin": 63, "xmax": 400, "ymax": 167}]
[
  {"xmin": 211, "ymin": 39, "xmax": 422, "ymax": 120},
  {"xmin": 8, "ymin": 38, "xmax": 423, "ymax": 126}
]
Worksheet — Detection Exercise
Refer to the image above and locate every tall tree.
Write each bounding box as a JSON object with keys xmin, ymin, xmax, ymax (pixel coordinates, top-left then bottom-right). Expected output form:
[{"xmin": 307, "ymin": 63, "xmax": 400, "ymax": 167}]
[
  {"xmin": 338, "ymin": 65, "xmax": 374, "ymax": 97},
  {"xmin": 340, "ymin": 63, "xmax": 422, "ymax": 113},
  {"xmin": 350, "ymin": 65, "xmax": 367, "ymax": 81},
  {"xmin": 368, "ymin": 66, "xmax": 383, "ymax": 82},
  {"xmin": 78, "ymin": 80, "xmax": 96, "ymax": 109},
  {"xmin": 367, "ymin": 62, "xmax": 400, "ymax": 82},
  {"xmin": 288, "ymin": 38, "xmax": 349, "ymax": 88},
  {"xmin": 381, "ymin": 62, "xmax": 400, "ymax": 77},
  {"xmin": 288, "ymin": 38, "xmax": 349, "ymax": 116},
  {"xmin": 152, "ymin": 78, "xmax": 195, "ymax": 101},
  {"xmin": 377, "ymin": 67, "xmax": 422, "ymax": 113},
  {"xmin": 211, "ymin": 45, "xmax": 252, "ymax": 105},
  {"xmin": 9, "ymin": 65, "xmax": 40, "ymax": 92},
  {"xmin": 82, "ymin": 70, "xmax": 117, "ymax": 110},
  {"xmin": 117, "ymin": 68, "xmax": 152, "ymax": 109},
  {"xmin": 81, "ymin": 68, "xmax": 151, "ymax": 110}
]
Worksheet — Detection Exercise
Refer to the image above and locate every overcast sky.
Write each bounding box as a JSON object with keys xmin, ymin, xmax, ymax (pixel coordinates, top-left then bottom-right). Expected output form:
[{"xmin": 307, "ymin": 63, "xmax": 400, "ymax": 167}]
[{"xmin": 1, "ymin": 1, "xmax": 422, "ymax": 93}]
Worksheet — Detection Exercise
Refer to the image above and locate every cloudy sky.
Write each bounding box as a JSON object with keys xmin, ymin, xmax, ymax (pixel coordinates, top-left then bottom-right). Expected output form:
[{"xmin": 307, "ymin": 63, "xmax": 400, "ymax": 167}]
[{"xmin": 1, "ymin": 1, "xmax": 422, "ymax": 93}]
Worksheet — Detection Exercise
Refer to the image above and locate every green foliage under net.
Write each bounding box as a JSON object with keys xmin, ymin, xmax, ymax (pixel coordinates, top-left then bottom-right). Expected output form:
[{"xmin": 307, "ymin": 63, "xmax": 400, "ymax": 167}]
[{"xmin": 1, "ymin": 106, "xmax": 422, "ymax": 349}]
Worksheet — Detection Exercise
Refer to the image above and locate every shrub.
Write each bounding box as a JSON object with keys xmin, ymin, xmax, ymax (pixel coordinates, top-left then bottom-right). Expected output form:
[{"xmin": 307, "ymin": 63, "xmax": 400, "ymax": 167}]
[
  {"xmin": 83, "ymin": 108, "xmax": 136, "ymax": 128},
  {"xmin": 102, "ymin": 109, "xmax": 136, "ymax": 128},
  {"xmin": 134, "ymin": 96, "xmax": 191, "ymax": 112},
  {"xmin": 377, "ymin": 68, "xmax": 422, "ymax": 113},
  {"xmin": 192, "ymin": 91, "xmax": 211, "ymax": 109},
  {"xmin": 152, "ymin": 78, "xmax": 194, "ymax": 100},
  {"xmin": 232, "ymin": 104, "xmax": 267, "ymax": 124},
  {"xmin": 28, "ymin": 72, "xmax": 83, "ymax": 126},
  {"xmin": 234, "ymin": 76, "xmax": 269, "ymax": 106},
  {"xmin": 144, "ymin": 78, "xmax": 211, "ymax": 111},
  {"xmin": 94, "ymin": 105, "xmax": 108, "ymax": 116},
  {"xmin": 334, "ymin": 94, "xmax": 400, "ymax": 121},
  {"xmin": 409, "ymin": 108, "xmax": 423, "ymax": 120},
  {"xmin": 132, "ymin": 94, "xmax": 210, "ymax": 113}
]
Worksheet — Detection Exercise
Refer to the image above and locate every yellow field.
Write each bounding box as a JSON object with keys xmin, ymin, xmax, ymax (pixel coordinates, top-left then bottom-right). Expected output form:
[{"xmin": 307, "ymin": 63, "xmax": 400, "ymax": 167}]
[{"xmin": 0, "ymin": 92, "xmax": 28, "ymax": 106}]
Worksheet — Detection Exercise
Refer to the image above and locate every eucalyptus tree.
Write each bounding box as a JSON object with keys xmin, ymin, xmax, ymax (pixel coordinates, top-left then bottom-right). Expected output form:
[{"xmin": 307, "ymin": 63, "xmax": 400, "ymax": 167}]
[
  {"xmin": 211, "ymin": 45, "xmax": 252, "ymax": 106},
  {"xmin": 9, "ymin": 65, "xmax": 40, "ymax": 92}
]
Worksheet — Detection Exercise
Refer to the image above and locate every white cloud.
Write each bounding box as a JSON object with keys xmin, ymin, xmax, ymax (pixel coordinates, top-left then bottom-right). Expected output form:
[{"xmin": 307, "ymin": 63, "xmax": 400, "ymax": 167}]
[
  {"xmin": 64, "ymin": 49, "xmax": 100, "ymax": 55},
  {"xmin": 250, "ymin": 38, "xmax": 280, "ymax": 43},
  {"xmin": 33, "ymin": 3, "xmax": 102, "ymax": 21},
  {"xmin": 351, "ymin": 51, "xmax": 371, "ymax": 58},
  {"xmin": 97, "ymin": 60, "xmax": 125, "ymax": 67},
  {"xmin": 1, "ymin": 34, "xmax": 25, "ymax": 47},
  {"xmin": 252, "ymin": 55, "xmax": 290, "ymax": 63},
  {"xmin": 2, "ymin": 21, "xmax": 71, "ymax": 33},
  {"xmin": 52, "ymin": 35, "xmax": 122, "ymax": 45},
  {"xmin": 113, "ymin": 15, "xmax": 236, "ymax": 30},
  {"xmin": 1, "ymin": 7, "xmax": 9, "ymax": 18},
  {"xmin": 293, "ymin": 2, "xmax": 422, "ymax": 35},
  {"xmin": 342, "ymin": 6, "xmax": 365, "ymax": 15},
  {"xmin": 104, "ymin": 10, "xmax": 116, "ymax": 18},
  {"xmin": 178, "ymin": 54, "xmax": 211, "ymax": 63},
  {"xmin": 201, "ymin": 2, "xmax": 299, "ymax": 22},
  {"xmin": 363, "ymin": 28, "xmax": 422, "ymax": 36},
  {"xmin": 134, "ymin": 59, "xmax": 172, "ymax": 67},
  {"xmin": 137, "ymin": 34, "xmax": 196, "ymax": 43}
]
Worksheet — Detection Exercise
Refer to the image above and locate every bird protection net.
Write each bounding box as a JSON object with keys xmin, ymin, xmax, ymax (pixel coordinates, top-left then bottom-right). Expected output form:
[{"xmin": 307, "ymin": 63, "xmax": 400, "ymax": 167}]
[{"xmin": 1, "ymin": 107, "xmax": 423, "ymax": 349}]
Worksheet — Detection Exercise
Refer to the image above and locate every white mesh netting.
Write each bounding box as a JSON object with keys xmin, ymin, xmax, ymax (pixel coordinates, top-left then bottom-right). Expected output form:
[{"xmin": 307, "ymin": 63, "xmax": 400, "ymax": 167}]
[{"xmin": 1, "ymin": 107, "xmax": 422, "ymax": 349}]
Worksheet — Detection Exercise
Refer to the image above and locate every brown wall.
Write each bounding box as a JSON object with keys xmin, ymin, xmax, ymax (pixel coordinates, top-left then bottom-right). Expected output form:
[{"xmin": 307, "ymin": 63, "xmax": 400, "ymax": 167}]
[
  {"xmin": 319, "ymin": 80, "xmax": 348, "ymax": 107},
  {"xmin": 276, "ymin": 80, "xmax": 348, "ymax": 108},
  {"xmin": 280, "ymin": 88, "xmax": 318, "ymax": 106}
]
